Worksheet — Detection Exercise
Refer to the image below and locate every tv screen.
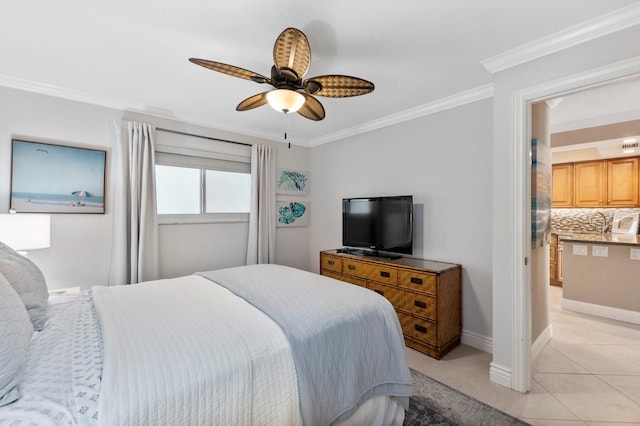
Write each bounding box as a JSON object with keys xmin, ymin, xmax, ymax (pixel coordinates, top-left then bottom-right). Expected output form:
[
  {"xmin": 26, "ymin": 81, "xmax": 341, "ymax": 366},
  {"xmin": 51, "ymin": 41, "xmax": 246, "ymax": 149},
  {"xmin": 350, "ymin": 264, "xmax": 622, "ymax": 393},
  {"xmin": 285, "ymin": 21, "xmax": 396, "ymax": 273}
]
[{"xmin": 342, "ymin": 195, "xmax": 413, "ymax": 256}]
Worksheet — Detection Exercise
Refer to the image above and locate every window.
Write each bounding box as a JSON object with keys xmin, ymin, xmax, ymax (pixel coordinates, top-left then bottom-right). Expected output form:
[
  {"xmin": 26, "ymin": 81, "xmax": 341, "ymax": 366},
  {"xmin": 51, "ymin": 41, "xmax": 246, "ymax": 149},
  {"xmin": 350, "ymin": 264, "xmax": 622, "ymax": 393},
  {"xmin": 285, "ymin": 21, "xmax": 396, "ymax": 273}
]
[
  {"xmin": 154, "ymin": 130, "xmax": 252, "ymax": 223},
  {"xmin": 155, "ymin": 165, "xmax": 251, "ymax": 217},
  {"xmin": 155, "ymin": 165, "xmax": 201, "ymax": 214},
  {"xmin": 205, "ymin": 169, "xmax": 251, "ymax": 213}
]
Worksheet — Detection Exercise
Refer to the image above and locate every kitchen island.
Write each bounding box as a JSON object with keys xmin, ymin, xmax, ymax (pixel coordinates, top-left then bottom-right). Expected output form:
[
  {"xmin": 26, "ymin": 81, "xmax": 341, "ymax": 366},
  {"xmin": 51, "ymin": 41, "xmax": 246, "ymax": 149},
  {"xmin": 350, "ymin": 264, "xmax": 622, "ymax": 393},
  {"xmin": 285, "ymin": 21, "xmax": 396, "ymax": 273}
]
[{"xmin": 560, "ymin": 233, "xmax": 640, "ymax": 324}]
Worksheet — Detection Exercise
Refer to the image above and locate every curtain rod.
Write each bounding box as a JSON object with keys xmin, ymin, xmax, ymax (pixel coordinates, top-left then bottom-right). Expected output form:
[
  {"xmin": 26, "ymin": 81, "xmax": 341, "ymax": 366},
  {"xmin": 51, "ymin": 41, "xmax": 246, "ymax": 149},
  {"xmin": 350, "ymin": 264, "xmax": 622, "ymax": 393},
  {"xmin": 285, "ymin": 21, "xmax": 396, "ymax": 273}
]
[{"xmin": 156, "ymin": 128, "xmax": 252, "ymax": 147}]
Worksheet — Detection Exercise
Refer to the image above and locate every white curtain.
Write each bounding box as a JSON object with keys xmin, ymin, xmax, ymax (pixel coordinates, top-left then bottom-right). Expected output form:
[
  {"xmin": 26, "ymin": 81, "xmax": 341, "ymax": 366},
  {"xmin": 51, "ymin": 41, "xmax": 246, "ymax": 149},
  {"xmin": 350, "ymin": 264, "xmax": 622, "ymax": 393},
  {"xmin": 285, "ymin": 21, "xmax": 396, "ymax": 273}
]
[
  {"xmin": 109, "ymin": 121, "xmax": 160, "ymax": 284},
  {"xmin": 246, "ymin": 144, "xmax": 276, "ymax": 264}
]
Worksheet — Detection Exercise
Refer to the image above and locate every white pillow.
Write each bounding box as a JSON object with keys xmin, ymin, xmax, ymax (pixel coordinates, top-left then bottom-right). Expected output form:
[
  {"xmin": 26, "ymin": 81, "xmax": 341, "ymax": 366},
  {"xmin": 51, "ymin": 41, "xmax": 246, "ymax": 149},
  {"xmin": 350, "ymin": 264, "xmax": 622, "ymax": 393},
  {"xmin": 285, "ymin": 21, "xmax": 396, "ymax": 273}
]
[
  {"xmin": 0, "ymin": 241, "xmax": 49, "ymax": 331},
  {"xmin": 0, "ymin": 272, "xmax": 34, "ymax": 406}
]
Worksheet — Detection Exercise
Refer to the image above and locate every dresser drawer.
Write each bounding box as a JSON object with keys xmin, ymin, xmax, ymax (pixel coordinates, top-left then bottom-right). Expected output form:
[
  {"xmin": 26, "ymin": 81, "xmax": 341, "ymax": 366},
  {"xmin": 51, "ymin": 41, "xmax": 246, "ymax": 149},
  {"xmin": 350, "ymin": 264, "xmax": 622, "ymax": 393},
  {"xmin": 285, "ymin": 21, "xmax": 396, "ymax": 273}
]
[
  {"xmin": 405, "ymin": 315, "xmax": 437, "ymax": 345},
  {"xmin": 402, "ymin": 292, "xmax": 436, "ymax": 320},
  {"xmin": 342, "ymin": 259, "xmax": 367, "ymax": 277},
  {"xmin": 366, "ymin": 264, "xmax": 398, "ymax": 285},
  {"xmin": 343, "ymin": 259, "xmax": 397, "ymax": 285},
  {"xmin": 398, "ymin": 270, "xmax": 436, "ymax": 293},
  {"xmin": 397, "ymin": 313, "xmax": 436, "ymax": 345},
  {"xmin": 321, "ymin": 270, "xmax": 342, "ymax": 280},
  {"xmin": 321, "ymin": 255, "xmax": 343, "ymax": 273},
  {"xmin": 368, "ymin": 282, "xmax": 404, "ymax": 307},
  {"xmin": 340, "ymin": 274, "xmax": 367, "ymax": 288}
]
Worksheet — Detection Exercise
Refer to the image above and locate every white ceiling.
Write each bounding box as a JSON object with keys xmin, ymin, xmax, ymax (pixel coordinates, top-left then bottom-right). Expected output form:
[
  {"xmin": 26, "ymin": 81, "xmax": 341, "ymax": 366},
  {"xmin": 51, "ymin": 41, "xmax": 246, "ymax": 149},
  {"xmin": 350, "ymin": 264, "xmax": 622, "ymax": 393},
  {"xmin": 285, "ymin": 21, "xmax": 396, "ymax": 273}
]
[
  {"xmin": 2, "ymin": 0, "xmax": 639, "ymax": 146},
  {"xmin": 549, "ymin": 74, "xmax": 640, "ymax": 133},
  {"xmin": 549, "ymin": 74, "xmax": 640, "ymax": 161}
]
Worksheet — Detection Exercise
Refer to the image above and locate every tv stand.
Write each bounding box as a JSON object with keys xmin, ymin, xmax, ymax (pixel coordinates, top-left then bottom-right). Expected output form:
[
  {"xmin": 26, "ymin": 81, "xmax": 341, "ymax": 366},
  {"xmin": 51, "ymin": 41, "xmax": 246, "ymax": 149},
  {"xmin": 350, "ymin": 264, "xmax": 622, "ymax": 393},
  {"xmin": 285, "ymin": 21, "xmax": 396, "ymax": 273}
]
[{"xmin": 320, "ymin": 250, "xmax": 462, "ymax": 360}]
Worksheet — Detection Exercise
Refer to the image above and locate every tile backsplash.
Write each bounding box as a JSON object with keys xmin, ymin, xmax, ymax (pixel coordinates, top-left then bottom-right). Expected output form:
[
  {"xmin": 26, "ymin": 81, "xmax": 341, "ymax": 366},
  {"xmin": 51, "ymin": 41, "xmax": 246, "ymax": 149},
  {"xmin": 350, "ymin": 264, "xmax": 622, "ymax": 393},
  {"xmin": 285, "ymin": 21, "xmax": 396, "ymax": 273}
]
[{"xmin": 551, "ymin": 208, "xmax": 640, "ymax": 234}]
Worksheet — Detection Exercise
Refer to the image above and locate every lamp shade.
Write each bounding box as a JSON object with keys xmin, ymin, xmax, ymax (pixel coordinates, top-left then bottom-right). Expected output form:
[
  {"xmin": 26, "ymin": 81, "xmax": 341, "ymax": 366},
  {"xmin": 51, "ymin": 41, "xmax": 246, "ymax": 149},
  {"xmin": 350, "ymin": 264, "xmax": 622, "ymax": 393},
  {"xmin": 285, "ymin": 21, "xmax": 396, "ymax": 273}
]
[
  {"xmin": 0, "ymin": 214, "xmax": 51, "ymax": 251},
  {"xmin": 266, "ymin": 89, "xmax": 305, "ymax": 113}
]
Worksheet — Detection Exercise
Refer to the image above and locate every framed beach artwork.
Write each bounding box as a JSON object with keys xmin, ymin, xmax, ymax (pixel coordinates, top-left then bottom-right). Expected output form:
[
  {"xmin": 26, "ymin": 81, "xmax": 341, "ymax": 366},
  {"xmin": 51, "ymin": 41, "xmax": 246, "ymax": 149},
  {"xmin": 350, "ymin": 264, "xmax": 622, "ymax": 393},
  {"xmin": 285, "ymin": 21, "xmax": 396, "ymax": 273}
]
[
  {"xmin": 276, "ymin": 200, "xmax": 309, "ymax": 227},
  {"xmin": 276, "ymin": 169, "xmax": 308, "ymax": 196},
  {"xmin": 10, "ymin": 139, "xmax": 107, "ymax": 214}
]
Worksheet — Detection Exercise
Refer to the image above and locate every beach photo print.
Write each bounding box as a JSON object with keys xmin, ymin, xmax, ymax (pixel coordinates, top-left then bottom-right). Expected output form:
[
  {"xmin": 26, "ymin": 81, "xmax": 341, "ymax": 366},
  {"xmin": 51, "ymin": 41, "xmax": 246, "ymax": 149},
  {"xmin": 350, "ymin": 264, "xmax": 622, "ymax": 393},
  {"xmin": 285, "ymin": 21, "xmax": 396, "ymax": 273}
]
[{"xmin": 10, "ymin": 139, "xmax": 106, "ymax": 214}]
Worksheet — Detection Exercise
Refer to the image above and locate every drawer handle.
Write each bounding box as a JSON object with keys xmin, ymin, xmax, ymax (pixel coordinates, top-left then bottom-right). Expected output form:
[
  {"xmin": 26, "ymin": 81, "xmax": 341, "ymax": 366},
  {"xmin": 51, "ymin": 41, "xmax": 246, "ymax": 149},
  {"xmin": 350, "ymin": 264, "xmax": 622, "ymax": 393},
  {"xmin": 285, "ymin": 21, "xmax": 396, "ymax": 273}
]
[
  {"xmin": 328, "ymin": 260, "xmax": 335, "ymax": 266},
  {"xmin": 414, "ymin": 300, "xmax": 427, "ymax": 309},
  {"xmin": 380, "ymin": 271, "xmax": 390, "ymax": 278},
  {"xmin": 348, "ymin": 265, "xmax": 356, "ymax": 270},
  {"xmin": 410, "ymin": 277, "xmax": 423, "ymax": 285},
  {"xmin": 414, "ymin": 325, "xmax": 427, "ymax": 334},
  {"xmin": 374, "ymin": 289, "xmax": 384, "ymax": 296}
]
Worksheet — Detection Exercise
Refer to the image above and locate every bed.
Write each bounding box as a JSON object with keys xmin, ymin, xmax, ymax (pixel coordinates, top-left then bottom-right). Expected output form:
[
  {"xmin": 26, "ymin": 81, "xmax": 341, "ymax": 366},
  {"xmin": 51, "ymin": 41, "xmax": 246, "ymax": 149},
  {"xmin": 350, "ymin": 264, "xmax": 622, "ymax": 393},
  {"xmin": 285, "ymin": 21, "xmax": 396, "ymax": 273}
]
[{"xmin": 0, "ymin": 245, "xmax": 412, "ymax": 426}]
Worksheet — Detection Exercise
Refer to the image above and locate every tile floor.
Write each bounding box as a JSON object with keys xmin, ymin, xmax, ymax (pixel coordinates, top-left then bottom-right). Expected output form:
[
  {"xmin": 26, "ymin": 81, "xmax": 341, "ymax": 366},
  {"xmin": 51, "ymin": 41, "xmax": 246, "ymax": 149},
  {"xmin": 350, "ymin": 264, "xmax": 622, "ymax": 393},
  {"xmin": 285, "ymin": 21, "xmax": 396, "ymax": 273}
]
[{"xmin": 406, "ymin": 285, "xmax": 640, "ymax": 425}]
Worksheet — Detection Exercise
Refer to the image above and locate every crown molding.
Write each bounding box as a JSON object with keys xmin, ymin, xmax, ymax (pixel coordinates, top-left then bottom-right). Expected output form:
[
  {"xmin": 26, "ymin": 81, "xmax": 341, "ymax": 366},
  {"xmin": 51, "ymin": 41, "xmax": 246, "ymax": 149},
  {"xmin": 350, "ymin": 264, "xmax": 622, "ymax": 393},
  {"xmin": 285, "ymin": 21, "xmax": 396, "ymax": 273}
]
[
  {"xmin": 0, "ymin": 72, "xmax": 493, "ymax": 148},
  {"xmin": 482, "ymin": 3, "xmax": 640, "ymax": 74},
  {"xmin": 0, "ymin": 73, "xmax": 130, "ymax": 111},
  {"xmin": 306, "ymin": 83, "xmax": 494, "ymax": 147},
  {"xmin": 0, "ymin": 73, "xmax": 287, "ymax": 145}
]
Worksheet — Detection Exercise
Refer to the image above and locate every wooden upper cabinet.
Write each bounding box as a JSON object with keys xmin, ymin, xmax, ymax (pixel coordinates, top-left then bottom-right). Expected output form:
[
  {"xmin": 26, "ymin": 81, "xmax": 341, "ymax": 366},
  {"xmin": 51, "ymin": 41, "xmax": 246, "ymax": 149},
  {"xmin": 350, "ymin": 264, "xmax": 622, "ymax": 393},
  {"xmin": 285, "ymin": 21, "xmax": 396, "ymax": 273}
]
[
  {"xmin": 551, "ymin": 164, "xmax": 573, "ymax": 207},
  {"xmin": 606, "ymin": 157, "xmax": 638, "ymax": 206},
  {"xmin": 574, "ymin": 160, "xmax": 607, "ymax": 207}
]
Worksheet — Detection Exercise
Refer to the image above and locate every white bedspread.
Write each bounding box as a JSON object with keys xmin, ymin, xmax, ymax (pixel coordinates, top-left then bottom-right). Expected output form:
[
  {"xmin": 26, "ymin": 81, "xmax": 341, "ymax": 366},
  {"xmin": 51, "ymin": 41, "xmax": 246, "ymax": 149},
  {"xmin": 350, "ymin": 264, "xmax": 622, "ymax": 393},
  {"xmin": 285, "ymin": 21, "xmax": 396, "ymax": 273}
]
[{"xmin": 92, "ymin": 275, "xmax": 301, "ymax": 426}]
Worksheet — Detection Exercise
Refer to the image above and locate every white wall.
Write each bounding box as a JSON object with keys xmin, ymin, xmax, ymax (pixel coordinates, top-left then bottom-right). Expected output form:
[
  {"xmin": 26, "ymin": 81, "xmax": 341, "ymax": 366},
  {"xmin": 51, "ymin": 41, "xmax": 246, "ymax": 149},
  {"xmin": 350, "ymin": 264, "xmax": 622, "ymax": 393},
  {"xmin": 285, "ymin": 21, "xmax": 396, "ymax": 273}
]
[
  {"xmin": 0, "ymin": 86, "xmax": 310, "ymax": 290},
  {"xmin": 491, "ymin": 25, "xmax": 640, "ymax": 384},
  {"xmin": 309, "ymin": 99, "xmax": 494, "ymax": 341}
]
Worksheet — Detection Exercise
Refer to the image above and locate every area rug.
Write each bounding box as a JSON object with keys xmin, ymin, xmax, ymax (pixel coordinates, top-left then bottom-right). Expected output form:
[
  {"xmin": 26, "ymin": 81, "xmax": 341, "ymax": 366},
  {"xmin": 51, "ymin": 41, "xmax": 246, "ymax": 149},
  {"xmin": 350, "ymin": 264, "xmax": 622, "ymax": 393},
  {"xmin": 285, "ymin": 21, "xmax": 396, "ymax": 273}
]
[{"xmin": 404, "ymin": 369, "xmax": 530, "ymax": 425}]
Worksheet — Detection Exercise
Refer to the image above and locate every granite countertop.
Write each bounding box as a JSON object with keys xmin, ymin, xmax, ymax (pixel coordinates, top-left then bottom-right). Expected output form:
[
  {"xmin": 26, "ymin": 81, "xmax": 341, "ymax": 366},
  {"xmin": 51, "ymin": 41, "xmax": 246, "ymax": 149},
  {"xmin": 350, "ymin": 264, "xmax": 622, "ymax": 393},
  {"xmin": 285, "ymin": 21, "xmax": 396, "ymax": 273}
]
[{"xmin": 554, "ymin": 231, "xmax": 640, "ymax": 246}]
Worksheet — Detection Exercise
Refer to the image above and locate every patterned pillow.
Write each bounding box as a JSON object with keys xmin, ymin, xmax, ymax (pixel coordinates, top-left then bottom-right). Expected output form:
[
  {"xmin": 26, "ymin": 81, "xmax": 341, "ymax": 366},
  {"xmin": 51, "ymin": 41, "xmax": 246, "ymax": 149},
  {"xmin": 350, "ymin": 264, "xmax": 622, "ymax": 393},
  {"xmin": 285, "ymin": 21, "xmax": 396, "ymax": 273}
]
[
  {"xmin": 0, "ymin": 272, "xmax": 34, "ymax": 406},
  {"xmin": 0, "ymin": 241, "xmax": 49, "ymax": 331}
]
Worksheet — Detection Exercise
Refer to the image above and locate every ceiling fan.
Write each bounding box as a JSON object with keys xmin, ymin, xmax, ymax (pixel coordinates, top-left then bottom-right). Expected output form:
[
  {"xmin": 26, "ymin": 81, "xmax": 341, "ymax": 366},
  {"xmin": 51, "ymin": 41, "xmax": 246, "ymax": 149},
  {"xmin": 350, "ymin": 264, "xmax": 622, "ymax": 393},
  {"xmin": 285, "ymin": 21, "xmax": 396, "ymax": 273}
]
[{"xmin": 189, "ymin": 27, "xmax": 374, "ymax": 121}]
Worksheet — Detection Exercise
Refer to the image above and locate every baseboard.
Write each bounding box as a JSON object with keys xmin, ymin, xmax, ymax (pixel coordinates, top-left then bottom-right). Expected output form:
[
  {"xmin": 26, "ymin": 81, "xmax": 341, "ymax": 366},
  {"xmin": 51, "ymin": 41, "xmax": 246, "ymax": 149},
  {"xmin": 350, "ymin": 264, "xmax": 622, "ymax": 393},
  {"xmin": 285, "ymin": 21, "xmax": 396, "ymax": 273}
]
[
  {"xmin": 489, "ymin": 362, "xmax": 512, "ymax": 388},
  {"xmin": 461, "ymin": 329, "xmax": 493, "ymax": 354},
  {"xmin": 531, "ymin": 323, "xmax": 553, "ymax": 361},
  {"xmin": 562, "ymin": 298, "xmax": 640, "ymax": 325}
]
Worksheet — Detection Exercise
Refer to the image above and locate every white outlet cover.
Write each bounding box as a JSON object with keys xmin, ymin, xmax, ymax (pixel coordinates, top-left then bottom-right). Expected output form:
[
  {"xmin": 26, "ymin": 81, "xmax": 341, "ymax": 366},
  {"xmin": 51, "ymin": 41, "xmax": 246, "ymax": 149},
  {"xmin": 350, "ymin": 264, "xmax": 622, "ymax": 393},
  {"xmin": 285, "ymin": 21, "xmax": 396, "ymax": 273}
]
[
  {"xmin": 631, "ymin": 248, "xmax": 640, "ymax": 260},
  {"xmin": 573, "ymin": 245, "xmax": 588, "ymax": 256},
  {"xmin": 592, "ymin": 246, "xmax": 608, "ymax": 257}
]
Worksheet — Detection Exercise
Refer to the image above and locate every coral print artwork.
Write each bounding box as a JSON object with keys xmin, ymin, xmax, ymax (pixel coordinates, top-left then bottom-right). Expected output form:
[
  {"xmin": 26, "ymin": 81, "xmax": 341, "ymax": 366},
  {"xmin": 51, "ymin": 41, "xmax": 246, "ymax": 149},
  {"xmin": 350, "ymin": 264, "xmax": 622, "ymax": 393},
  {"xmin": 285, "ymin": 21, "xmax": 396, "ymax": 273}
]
[{"xmin": 276, "ymin": 201, "xmax": 309, "ymax": 227}]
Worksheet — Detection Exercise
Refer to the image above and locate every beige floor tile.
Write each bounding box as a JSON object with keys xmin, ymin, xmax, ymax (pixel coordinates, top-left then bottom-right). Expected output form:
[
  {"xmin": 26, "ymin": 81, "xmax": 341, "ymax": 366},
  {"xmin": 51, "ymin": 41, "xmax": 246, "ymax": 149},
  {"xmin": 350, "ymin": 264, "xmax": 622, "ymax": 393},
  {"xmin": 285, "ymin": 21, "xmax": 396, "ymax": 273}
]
[
  {"xmin": 534, "ymin": 373, "xmax": 640, "ymax": 423},
  {"xmin": 405, "ymin": 285, "xmax": 640, "ymax": 425},
  {"xmin": 598, "ymin": 374, "xmax": 640, "ymax": 405},
  {"xmin": 533, "ymin": 345, "xmax": 589, "ymax": 374},
  {"xmin": 523, "ymin": 420, "xmax": 587, "ymax": 426},
  {"xmin": 551, "ymin": 344, "xmax": 640, "ymax": 375},
  {"xmin": 548, "ymin": 320, "xmax": 640, "ymax": 346},
  {"xmin": 504, "ymin": 380, "xmax": 581, "ymax": 421},
  {"xmin": 584, "ymin": 423, "xmax": 640, "ymax": 426}
]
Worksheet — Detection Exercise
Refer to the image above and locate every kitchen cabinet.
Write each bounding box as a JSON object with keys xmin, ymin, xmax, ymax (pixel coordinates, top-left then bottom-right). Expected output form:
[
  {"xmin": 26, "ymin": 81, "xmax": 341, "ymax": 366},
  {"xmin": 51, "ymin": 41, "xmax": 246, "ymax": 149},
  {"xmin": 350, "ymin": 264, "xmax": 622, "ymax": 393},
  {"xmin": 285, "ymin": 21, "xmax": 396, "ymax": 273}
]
[
  {"xmin": 551, "ymin": 164, "xmax": 573, "ymax": 207},
  {"xmin": 607, "ymin": 157, "xmax": 638, "ymax": 206},
  {"xmin": 555, "ymin": 157, "xmax": 640, "ymax": 208},
  {"xmin": 574, "ymin": 160, "xmax": 607, "ymax": 207}
]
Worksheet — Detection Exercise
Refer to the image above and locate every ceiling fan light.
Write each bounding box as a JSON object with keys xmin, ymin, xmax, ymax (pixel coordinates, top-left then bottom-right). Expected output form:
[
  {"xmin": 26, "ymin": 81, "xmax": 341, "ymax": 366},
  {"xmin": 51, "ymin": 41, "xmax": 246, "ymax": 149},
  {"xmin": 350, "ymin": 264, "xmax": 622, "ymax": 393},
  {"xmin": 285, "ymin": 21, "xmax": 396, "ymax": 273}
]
[{"xmin": 266, "ymin": 89, "xmax": 305, "ymax": 113}]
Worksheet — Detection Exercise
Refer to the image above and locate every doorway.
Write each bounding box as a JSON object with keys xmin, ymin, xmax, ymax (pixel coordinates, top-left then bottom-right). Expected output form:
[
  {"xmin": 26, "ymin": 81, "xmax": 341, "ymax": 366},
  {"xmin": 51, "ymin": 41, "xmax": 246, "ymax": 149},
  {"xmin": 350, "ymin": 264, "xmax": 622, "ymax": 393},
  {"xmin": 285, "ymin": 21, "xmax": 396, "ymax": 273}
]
[{"xmin": 510, "ymin": 58, "xmax": 640, "ymax": 392}]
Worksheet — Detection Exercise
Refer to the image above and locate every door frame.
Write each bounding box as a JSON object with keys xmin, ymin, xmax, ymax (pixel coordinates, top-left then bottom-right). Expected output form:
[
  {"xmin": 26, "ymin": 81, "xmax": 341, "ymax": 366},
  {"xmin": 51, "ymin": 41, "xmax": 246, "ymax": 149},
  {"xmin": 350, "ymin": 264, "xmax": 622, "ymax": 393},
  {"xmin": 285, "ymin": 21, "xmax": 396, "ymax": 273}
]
[{"xmin": 511, "ymin": 55, "xmax": 640, "ymax": 392}]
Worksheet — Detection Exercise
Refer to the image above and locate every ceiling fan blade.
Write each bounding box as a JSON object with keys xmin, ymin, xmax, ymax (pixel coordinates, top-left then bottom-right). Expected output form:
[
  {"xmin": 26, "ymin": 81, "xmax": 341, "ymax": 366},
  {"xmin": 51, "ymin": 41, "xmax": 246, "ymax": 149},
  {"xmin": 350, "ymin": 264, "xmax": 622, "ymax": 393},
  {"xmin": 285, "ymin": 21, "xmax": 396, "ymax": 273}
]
[
  {"xmin": 236, "ymin": 92, "xmax": 269, "ymax": 111},
  {"xmin": 303, "ymin": 75, "xmax": 374, "ymax": 97},
  {"xmin": 189, "ymin": 58, "xmax": 271, "ymax": 84},
  {"xmin": 297, "ymin": 94, "xmax": 325, "ymax": 121},
  {"xmin": 273, "ymin": 28, "xmax": 311, "ymax": 80}
]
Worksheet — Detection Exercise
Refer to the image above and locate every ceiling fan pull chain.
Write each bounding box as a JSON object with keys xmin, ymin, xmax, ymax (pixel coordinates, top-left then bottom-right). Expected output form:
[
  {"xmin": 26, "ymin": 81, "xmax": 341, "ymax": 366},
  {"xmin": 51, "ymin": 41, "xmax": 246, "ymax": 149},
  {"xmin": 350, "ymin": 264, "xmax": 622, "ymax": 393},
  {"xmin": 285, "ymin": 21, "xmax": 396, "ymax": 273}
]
[{"xmin": 284, "ymin": 112, "xmax": 292, "ymax": 149}]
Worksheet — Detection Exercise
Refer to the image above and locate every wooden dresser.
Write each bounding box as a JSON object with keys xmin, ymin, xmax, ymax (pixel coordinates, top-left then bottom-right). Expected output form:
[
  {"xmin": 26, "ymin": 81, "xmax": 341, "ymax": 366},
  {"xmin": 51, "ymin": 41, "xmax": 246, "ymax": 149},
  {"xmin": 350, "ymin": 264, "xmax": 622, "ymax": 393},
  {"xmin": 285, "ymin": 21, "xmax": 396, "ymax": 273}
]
[{"xmin": 320, "ymin": 250, "xmax": 462, "ymax": 359}]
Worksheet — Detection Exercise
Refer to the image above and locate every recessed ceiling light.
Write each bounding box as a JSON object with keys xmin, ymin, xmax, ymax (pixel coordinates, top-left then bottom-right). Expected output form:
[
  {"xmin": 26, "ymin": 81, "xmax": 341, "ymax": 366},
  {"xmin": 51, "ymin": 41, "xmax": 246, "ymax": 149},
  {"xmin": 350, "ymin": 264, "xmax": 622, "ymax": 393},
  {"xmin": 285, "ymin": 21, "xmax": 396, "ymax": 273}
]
[{"xmin": 623, "ymin": 149, "xmax": 636, "ymax": 154}]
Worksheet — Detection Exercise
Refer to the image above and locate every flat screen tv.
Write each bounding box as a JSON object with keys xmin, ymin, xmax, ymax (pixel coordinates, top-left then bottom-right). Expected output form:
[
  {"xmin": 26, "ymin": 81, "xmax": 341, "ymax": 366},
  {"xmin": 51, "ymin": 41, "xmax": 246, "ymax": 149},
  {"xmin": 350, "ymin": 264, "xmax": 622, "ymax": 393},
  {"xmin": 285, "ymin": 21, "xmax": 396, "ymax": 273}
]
[{"xmin": 342, "ymin": 195, "xmax": 413, "ymax": 257}]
